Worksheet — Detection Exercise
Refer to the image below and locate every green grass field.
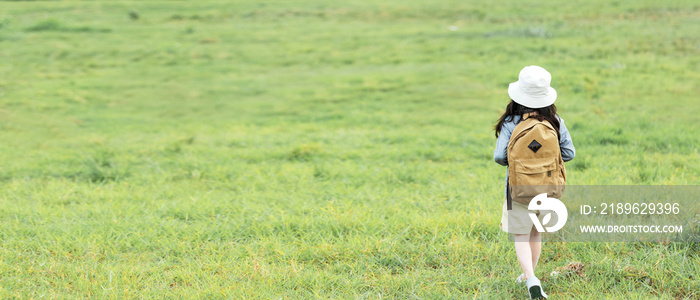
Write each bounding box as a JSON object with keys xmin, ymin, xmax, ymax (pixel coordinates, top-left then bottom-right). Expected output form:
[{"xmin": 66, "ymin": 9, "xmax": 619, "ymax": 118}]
[{"xmin": 1, "ymin": 0, "xmax": 699, "ymax": 298}]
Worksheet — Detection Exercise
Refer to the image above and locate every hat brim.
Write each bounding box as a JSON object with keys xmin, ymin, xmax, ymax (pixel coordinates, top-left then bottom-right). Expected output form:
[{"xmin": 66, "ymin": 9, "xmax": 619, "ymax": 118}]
[{"xmin": 508, "ymin": 82, "xmax": 557, "ymax": 109}]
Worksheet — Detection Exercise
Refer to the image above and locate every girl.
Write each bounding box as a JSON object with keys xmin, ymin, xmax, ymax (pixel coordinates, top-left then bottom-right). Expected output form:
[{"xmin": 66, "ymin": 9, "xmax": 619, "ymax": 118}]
[{"xmin": 493, "ymin": 65, "xmax": 575, "ymax": 299}]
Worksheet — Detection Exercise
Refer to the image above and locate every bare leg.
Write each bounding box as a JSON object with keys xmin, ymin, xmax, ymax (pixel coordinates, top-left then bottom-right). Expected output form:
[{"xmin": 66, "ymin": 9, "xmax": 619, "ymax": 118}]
[
  {"xmin": 513, "ymin": 233, "xmax": 535, "ymax": 280},
  {"xmin": 529, "ymin": 226, "xmax": 542, "ymax": 271}
]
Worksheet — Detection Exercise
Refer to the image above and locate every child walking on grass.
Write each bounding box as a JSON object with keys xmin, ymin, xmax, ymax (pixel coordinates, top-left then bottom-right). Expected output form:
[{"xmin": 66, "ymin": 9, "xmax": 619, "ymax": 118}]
[{"xmin": 493, "ymin": 66, "xmax": 575, "ymax": 299}]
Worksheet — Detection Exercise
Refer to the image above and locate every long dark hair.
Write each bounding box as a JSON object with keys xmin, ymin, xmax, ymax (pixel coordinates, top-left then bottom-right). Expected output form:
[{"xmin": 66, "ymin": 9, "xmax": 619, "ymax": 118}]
[{"xmin": 494, "ymin": 100, "xmax": 560, "ymax": 138}]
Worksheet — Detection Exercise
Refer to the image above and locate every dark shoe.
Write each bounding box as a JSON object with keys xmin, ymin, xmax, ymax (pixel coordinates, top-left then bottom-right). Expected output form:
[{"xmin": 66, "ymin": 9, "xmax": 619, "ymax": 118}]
[{"xmin": 526, "ymin": 276, "xmax": 548, "ymax": 299}]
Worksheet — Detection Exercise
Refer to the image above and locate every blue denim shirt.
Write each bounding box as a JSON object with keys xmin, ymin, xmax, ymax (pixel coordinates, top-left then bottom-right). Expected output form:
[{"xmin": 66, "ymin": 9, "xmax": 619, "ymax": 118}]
[{"xmin": 494, "ymin": 115, "xmax": 575, "ymax": 197}]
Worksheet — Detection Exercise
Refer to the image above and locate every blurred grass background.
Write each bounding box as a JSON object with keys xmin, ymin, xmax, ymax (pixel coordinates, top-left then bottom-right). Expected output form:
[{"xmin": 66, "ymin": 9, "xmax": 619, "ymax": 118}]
[{"xmin": 0, "ymin": 0, "xmax": 698, "ymax": 298}]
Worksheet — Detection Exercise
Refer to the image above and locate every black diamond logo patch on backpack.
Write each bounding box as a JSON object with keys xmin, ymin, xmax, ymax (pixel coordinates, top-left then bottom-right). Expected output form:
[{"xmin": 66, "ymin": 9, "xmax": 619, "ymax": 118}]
[{"xmin": 528, "ymin": 139, "xmax": 542, "ymax": 153}]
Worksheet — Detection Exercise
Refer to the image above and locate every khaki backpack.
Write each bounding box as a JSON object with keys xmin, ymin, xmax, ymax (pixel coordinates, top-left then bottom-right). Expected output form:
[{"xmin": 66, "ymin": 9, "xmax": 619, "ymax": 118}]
[{"xmin": 506, "ymin": 115, "xmax": 566, "ymax": 210}]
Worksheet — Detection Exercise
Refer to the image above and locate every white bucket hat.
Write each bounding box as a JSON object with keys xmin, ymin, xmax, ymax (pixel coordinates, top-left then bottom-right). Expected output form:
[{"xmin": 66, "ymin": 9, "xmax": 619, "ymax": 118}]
[{"xmin": 508, "ymin": 65, "xmax": 557, "ymax": 109}]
